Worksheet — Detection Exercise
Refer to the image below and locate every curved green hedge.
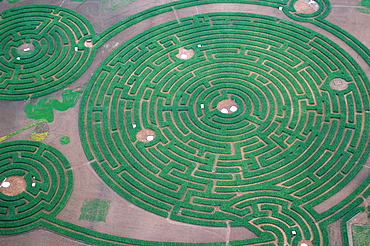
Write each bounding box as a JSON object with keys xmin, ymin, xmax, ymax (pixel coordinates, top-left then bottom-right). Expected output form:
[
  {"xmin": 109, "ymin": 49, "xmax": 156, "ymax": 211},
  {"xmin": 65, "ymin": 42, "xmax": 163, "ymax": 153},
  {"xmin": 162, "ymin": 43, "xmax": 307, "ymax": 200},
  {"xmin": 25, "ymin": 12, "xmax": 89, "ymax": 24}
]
[
  {"xmin": 1, "ymin": 0, "xmax": 369, "ymax": 245},
  {"xmin": 0, "ymin": 140, "xmax": 73, "ymax": 234},
  {"xmin": 0, "ymin": 5, "xmax": 96, "ymax": 100},
  {"xmin": 80, "ymin": 11, "xmax": 370, "ymax": 245}
]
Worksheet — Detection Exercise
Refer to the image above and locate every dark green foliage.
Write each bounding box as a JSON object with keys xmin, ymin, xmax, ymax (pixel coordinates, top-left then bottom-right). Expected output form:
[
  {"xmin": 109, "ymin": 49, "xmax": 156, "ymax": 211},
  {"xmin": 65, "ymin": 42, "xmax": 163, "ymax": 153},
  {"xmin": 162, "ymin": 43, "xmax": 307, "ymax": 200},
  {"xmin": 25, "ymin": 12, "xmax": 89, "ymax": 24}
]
[
  {"xmin": 79, "ymin": 9, "xmax": 369, "ymax": 246},
  {"xmin": 0, "ymin": 5, "xmax": 96, "ymax": 100},
  {"xmin": 0, "ymin": 140, "xmax": 73, "ymax": 233},
  {"xmin": 1, "ymin": 0, "xmax": 368, "ymax": 245},
  {"xmin": 353, "ymin": 224, "xmax": 370, "ymax": 246},
  {"xmin": 79, "ymin": 199, "xmax": 111, "ymax": 222}
]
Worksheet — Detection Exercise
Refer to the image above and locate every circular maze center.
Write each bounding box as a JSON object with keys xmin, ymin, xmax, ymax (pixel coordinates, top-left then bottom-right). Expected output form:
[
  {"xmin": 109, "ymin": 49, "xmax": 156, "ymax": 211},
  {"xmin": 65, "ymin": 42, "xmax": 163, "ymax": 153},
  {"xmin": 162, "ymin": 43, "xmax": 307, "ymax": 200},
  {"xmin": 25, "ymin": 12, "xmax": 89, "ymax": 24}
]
[
  {"xmin": 294, "ymin": 0, "xmax": 319, "ymax": 14},
  {"xmin": 136, "ymin": 128, "xmax": 156, "ymax": 142},
  {"xmin": 217, "ymin": 99, "xmax": 238, "ymax": 114},
  {"xmin": 0, "ymin": 176, "xmax": 26, "ymax": 196},
  {"xmin": 17, "ymin": 43, "xmax": 36, "ymax": 55},
  {"xmin": 176, "ymin": 47, "xmax": 194, "ymax": 60},
  {"xmin": 330, "ymin": 78, "xmax": 349, "ymax": 91}
]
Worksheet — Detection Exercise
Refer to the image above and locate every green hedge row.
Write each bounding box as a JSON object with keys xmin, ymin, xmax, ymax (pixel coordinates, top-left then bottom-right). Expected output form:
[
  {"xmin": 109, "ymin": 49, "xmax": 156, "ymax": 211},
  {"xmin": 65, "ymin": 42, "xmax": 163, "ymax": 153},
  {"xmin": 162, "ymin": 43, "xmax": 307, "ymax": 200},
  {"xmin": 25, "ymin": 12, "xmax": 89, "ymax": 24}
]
[
  {"xmin": 0, "ymin": 5, "xmax": 96, "ymax": 100},
  {"xmin": 79, "ymin": 12, "xmax": 369, "ymax": 235},
  {"xmin": 0, "ymin": 140, "xmax": 73, "ymax": 232}
]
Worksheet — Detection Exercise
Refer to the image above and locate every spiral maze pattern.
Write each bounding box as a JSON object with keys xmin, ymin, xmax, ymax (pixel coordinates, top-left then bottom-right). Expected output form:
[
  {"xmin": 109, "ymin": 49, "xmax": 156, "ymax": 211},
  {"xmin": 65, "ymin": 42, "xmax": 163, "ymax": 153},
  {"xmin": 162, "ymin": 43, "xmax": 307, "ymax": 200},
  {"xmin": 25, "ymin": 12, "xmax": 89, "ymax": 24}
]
[
  {"xmin": 284, "ymin": 0, "xmax": 331, "ymax": 21},
  {"xmin": 80, "ymin": 13, "xmax": 370, "ymax": 244},
  {"xmin": 0, "ymin": 5, "xmax": 96, "ymax": 100},
  {"xmin": 0, "ymin": 140, "xmax": 73, "ymax": 233}
]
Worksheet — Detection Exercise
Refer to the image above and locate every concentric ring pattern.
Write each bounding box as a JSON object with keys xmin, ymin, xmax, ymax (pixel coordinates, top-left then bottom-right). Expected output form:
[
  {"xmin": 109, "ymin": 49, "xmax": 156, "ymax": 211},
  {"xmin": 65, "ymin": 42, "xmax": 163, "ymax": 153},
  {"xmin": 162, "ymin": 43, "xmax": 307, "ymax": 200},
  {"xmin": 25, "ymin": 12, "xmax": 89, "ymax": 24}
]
[
  {"xmin": 80, "ymin": 13, "xmax": 370, "ymax": 228},
  {"xmin": 0, "ymin": 140, "xmax": 73, "ymax": 233},
  {"xmin": 0, "ymin": 5, "xmax": 96, "ymax": 100}
]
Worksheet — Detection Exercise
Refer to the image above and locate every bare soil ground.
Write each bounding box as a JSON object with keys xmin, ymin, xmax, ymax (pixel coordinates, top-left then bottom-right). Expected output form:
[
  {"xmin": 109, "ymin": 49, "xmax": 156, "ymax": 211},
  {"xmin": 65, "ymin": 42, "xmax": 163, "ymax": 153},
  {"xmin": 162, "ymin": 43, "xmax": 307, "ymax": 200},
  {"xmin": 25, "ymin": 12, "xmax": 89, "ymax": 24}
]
[
  {"xmin": 0, "ymin": 176, "xmax": 27, "ymax": 196},
  {"xmin": 136, "ymin": 128, "xmax": 156, "ymax": 142},
  {"xmin": 175, "ymin": 47, "xmax": 195, "ymax": 60},
  {"xmin": 217, "ymin": 99, "xmax": 238, "ymax": 114},
  {"xmin": 294, "ymin": 0, "xmax": 318, "ymax": 14}
]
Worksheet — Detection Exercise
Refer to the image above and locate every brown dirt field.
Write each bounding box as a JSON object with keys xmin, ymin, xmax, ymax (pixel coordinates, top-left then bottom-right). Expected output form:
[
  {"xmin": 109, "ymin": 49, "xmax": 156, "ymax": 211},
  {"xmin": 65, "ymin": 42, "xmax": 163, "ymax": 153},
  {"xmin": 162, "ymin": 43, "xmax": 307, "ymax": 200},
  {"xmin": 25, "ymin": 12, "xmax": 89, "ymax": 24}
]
[
  {"xmin": 136, "ymin": 128, "xmax": 156, "ymax": 142},
  {"xmin": 294, "ymin": 0, "xmax": 317, "ymax": 14},
  {"xmin": 0, "ymin": 176, "xmax": 27, "ymax": 196},
  {"xmin": 314, "ymin": 156, "xmax": 370, "ymax": 214},
  {"xmin": 327, "ymin": 219, "xmax": 343, "ymax": 246},
  {"xmin": 216, "ymin": 99, "xmax": 238, "ymax": 113}
]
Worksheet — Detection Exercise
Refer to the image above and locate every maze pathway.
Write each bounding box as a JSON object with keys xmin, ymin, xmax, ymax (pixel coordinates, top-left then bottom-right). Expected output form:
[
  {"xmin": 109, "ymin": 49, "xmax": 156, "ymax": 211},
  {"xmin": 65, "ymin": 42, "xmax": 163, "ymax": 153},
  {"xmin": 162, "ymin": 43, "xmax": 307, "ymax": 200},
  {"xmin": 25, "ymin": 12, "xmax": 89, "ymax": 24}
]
[
  {"xmin": 80, "ymin": 12, "xmax": 370, "ymax": 245},
  {"xmin": 0, "ymin": 140, "xmax": 73, "ymax": 234},
  {"xmin": 0, "ymin": 5, "xmax": 96, "ymax": 100}
]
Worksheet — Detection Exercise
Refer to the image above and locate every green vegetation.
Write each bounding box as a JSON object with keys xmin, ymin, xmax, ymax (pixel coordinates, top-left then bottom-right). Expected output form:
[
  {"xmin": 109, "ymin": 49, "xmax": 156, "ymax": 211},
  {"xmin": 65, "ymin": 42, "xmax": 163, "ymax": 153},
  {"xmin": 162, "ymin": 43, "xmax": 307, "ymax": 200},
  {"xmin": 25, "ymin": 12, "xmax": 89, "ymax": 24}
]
[
  {"xmin": 79, "ymin": 199, "xmax": 111, "ymax": 222},
  {"xmin": 59, "ymin": 136, "xmax": 71, "ymax": 145},
  {"xmin": 30, "ymin": 130, "xmax": 50, "ymax": 141},
  {"xmin": 0, "ymin": 5, "xmax": 96, "ymax": 100},
  {"xmin": 353, "ymin": 225, "xmax": 370, "ymax": 246},
  {"xmin": 358, "ymin": 0, "xmax": 370, "ymax": 13},
  {"xmin": 0, "ymin": 140, "xmax": 73, "ymax": 233},
  {"xmin": 0, "ymin": 119, "xmax": 47, "ymax": 142},
  {"xmin": 80, "ymin": 12, "xmax": 369, "ymax": 245},
  {"xmin": 361, "ymin": 0, "xmax": 370, "ymax": 7},
  {"xmin": 1, "ymin": 1, "xmax": 370, "ymax": 245},
  {"xmin": 24, "ymin": 89, "xmax": 82, "ymax": 122}
]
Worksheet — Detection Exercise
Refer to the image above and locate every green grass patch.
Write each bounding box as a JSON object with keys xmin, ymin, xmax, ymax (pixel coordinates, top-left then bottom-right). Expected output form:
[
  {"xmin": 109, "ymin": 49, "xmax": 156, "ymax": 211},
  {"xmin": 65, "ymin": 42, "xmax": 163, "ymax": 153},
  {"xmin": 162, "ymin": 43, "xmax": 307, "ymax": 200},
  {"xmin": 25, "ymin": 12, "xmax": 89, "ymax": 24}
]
[
  {"xmin": 358, "ymin": 0, "xmax": 370, "ymax": 13},
  {"xmin": 79, "ymin": 199, "xmax": 111, "ymax": 222},
  {"xmin": 353, "ymin": 224, "xmax": 370, "ymax": 246},
  {"xmin": 103, "ymin": 0, "xmax": 136, "ymax": 13}
]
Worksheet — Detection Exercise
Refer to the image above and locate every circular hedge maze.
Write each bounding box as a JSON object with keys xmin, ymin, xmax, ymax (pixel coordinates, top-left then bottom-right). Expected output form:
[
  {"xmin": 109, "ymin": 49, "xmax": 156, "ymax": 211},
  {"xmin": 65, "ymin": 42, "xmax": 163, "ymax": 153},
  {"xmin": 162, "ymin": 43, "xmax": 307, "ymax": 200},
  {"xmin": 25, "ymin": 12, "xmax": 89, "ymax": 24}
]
[
  {"xmin": 0, "ymin": 140, "xmax": 73, "ymax": 234},
  {"xmin": 80, "ymin": 13, "xmax": 370, "ymax": 245},
  {"xmin": 1, "ymin": 1, "xmax": 369, "ymax": 245},
  {"xmin": 0, "ymin": 5, "xmax": 96, "ymax": 100}
]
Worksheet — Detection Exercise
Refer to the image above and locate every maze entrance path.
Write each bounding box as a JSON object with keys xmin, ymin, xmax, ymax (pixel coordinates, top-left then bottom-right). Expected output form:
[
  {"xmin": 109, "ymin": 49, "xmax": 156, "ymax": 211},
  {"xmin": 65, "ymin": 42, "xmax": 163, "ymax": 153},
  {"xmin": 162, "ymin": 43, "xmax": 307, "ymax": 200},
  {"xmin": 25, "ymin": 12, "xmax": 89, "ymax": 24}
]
[{"xmin": 80, "ymin": 12, "xmax": 370, "ymax": 245}]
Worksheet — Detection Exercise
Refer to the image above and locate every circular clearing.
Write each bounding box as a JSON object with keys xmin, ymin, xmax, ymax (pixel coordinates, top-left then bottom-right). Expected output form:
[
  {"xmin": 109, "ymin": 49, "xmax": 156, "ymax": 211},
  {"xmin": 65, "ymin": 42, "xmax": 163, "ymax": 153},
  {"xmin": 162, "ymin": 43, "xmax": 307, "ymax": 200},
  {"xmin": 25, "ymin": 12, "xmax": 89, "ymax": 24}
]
[
  {"xmin": 330, "ymin": 78, "xmax": 349, "ymax": 91},
  {"xmin": 294, "ymin": 0, "xmax": 319, "ymax": 14},
  {"xmin": 84, "ymin": 38, "xmax": 93, "ymax": 48},
  {"xmin": 217, "ymin": 99, "xmax": 238, "ymax": 114},
  {"xmin": 0, "ymin": 176, "xmax": 26, "ymax": 196},
  {"xmin": 299, "ymin": 239, "xmax": 313, "ymax": 246},
  {"xmin": 17, "ymin": 43, "xmax": 35, "ymax": 55},
  {"xmin": 175, "ymin": 47, "xmax": 194, "ymax": 60},
  {"xmin": 136, "ymin": 129, "xmax": 156, "ymax": 142}
]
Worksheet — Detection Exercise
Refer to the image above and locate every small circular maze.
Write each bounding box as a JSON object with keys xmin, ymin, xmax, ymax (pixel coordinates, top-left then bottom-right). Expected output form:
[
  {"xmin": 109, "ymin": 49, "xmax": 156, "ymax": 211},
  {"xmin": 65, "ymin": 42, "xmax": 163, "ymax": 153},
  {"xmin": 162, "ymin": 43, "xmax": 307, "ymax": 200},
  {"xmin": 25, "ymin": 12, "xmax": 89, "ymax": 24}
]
[
  {"xmin": 0, "ymin": 5, "xmax": 96, "ymax": 100},
  {"xmin": 0, "ymin": 140, "xmax": 73, "ymax": 234},
  {"xmin": 80, "ymin": 12, "xmax": 370, "ymax": 244}
]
